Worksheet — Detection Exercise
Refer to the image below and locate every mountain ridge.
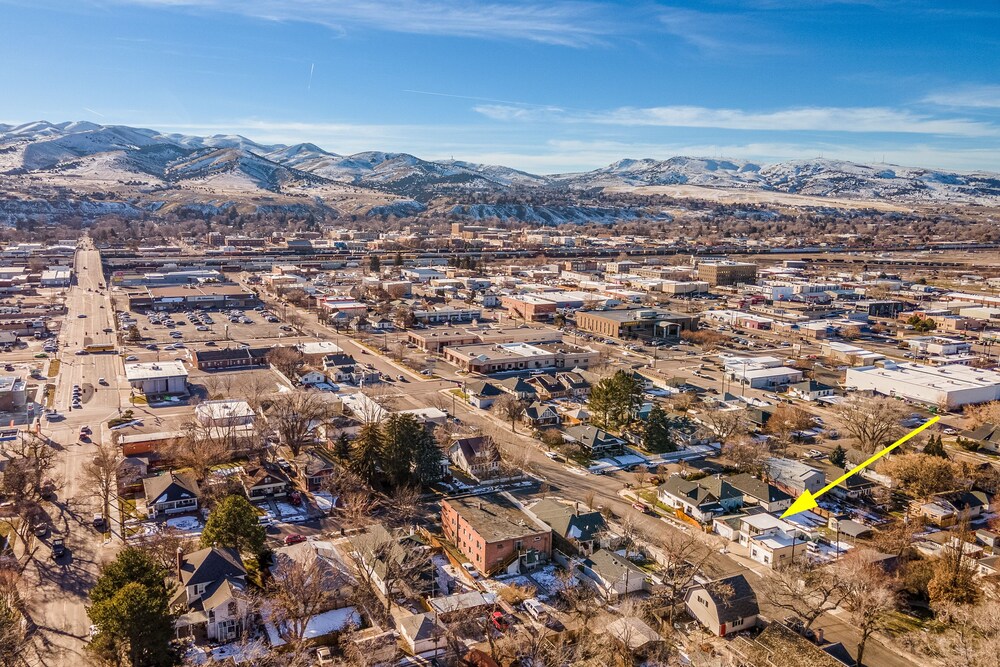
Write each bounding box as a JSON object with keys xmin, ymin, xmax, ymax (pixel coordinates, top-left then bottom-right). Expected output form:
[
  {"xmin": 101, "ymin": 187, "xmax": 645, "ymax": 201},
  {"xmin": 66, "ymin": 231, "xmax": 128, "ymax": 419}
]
[{"xmin": 2, "ymin": 120, "xmax": 999, "ymax": 206}]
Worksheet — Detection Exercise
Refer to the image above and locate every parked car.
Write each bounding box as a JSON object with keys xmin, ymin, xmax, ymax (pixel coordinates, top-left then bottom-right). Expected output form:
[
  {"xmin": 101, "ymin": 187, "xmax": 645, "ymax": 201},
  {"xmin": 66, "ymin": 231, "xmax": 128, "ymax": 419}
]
[
  {"xmin": 51, "ymin": 538, "xmax": 66, "ymax": 559},
  {"xmin": 283, "ymin": 533, "xmax": 307, "ymax": 546},
  {"xmin": 632, "ymin": 502, "xmax": 652, "ymax": 514},
  {"xmin": 491, "ymin": 611, "xmax": 510, "ymax": 632}
]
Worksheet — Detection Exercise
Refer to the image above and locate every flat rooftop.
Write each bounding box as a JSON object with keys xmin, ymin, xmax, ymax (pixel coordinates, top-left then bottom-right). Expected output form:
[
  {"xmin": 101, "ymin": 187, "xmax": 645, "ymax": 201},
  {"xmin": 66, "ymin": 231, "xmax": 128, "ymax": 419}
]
[
  {"xmin": 849, "ymin": 362, "xmax": 1000, "ymax": 392},
  {"xmin": 446, "ymin": 494, "xmax": 550, "ymax": 543},
  {"xmin": 124, "ymin": 361, "xmax": 188, "ymax": 380}
]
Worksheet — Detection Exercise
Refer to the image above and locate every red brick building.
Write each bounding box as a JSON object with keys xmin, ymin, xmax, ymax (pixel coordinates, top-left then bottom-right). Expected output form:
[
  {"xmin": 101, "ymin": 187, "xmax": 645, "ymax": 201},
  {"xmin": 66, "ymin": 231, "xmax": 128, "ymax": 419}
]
[{"xmin": 441, "ymin": 494, "xmax": 552, "ymax": 575}]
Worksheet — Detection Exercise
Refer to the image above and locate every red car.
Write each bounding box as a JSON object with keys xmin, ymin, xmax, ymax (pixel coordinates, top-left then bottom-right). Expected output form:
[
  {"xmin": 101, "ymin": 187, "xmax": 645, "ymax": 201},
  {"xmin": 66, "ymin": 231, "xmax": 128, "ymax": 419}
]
[
  {"xmin": 491, "ymin": 611, "xmax": 510, "ymax": 632},
  {"xmin": 283, "ymin": 534, "xmax": 307, "ymax": 546},
  {"xmin": 632, "ymin": 502, "xmax": 652, "ymax": 514}
]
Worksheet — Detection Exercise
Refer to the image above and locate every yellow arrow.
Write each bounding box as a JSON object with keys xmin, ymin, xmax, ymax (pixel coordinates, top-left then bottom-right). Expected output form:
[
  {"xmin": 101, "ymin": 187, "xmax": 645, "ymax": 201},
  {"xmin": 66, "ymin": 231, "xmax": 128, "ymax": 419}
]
[{"xmin": 780, "ymin": 415, "xmax": 940, "ymax": 519}]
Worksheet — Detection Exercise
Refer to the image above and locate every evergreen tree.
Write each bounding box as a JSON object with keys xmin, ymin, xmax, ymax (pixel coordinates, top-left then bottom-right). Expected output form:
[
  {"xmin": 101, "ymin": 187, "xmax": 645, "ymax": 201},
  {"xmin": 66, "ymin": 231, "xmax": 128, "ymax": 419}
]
[
  {"xmin": 588, "ymin": 370, "xmax": 645, "ymax": 430},
  {"xmin": 200, "ymin": 495, "xmax": 266, "ymax": 557},
  {"xmin": 369, "ymin": 255, "xmax": 381, "ymax": 273},
  {"xmin": 923, "ymin": 434, "xmax": 948, "ymax": 458},
  {"xmin": 88, "ymin": 549, "xmax": 178, "ymax": 667},
  {"xmin": 643, "ymin": 405, "xmax": 678, "ymax": 453},
  {"xmin": 394, "ymin": 251, "xmax": 403, "ymax": 267},
  {"xmin": 351, "ymin": 422, "xmax": 383, "ymax": 486},
  {"xmin": 382, "ymin": 413, "xmax": 423, "ymax": 488},
  {"xmin": 90, "ymin": 547, "xmax": 167, "ymax": 606},
  {"xmin": 412, "ymin": 428, "xmax": 443, "ymax": 484},
  {"xmin": 335, "ymin": 432, "xmax": 351, "ymax": 460},
  {"xmin": 829, "ymin": 443, "xmax": 848, "ymax": 467}
]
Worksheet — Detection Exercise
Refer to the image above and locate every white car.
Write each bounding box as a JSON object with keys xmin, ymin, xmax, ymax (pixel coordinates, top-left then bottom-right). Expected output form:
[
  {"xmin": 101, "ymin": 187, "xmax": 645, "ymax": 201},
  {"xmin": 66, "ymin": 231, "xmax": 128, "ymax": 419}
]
[{"xmin": 125, "ymin": 355, "xmax": 138, "ymax": 361}]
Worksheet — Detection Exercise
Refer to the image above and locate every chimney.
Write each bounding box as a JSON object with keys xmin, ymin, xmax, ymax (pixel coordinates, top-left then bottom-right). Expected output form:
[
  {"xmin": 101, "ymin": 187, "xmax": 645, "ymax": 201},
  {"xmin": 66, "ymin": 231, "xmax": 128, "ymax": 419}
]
[
  {"xmin": 575, "ymin": 501, "xmax": 580, "ymax": 516},
  {"xmin": 815, "ymin": 628, "xmax": 824, "ymax": 644},
  {"xmin": 175, "ymin": 547, "xmax": 184, "ymax": 579}
]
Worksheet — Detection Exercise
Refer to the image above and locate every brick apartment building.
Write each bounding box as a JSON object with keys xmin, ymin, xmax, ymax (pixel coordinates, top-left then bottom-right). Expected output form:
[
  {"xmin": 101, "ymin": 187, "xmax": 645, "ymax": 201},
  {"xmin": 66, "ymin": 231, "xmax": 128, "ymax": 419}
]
[
  {"xmin": 698, "ymin": 261, "xmax": 758, "ymax": 286},
  {"xmin": 575, "ymin": 308, "xmax": 698, "ymax": 341},
  {"xmin": 441, "ymin": 494, "xmax": 552, "ymax": 575}
]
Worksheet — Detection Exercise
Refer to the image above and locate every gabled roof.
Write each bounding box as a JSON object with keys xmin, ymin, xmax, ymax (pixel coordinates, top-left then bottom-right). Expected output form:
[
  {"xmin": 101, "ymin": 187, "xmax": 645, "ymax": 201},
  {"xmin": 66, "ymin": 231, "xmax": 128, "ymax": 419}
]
[
  {"xmin": 523, "ymin": 401, "xmax": 557, "ymax": 421},
  {"xmin": 583, "ymin": 549, "xmax": 645, "ymax": 583},
  {"xmin": 294, "ymin": 449, "xmax": 335, "ymax": 475},
  {"xmin": 178, "ymin": 546, "xmax": 247, "ymax": 588},
  {"xmin": 526, "ymin": 373, "xmax": 562, "ymax": 393},
  {"xmin": 695, "ymin": 573, "xmax": 760, "ymax": 624},
  {"xmin": 243, "ymin": 461, "xmax": 292, "ymax": 487},
  {"xmin": 450, "ymin": 436, "xmax": 499, "ymax": 464},
  {"xmin": 564, "ymin": 424, "xmax": 624, "ymax": 450},
  {"xmin": 466, "ymin": 380, "xmax": 502, "ymax": 397},
  {"xmin": 498, "ymin": 376, "xmax": 537, "ymax": 395},
  {"xmin": 963, "ymin": 422, "xmax": 1000, "ymax": 444},
  {"xmin": 530, "ymin": 498, "xmax": 606, "ymax": 543},
  {"xmin": 727, "ymin": 473, "xmax": 792, "ymax": 504},
  {"xmin": 142, "ymin": 471, "xmax": 199, "ymax": 505},
  {"xmin": 398, "ymin": 612, "xmax": 443, "ymax": 642}
]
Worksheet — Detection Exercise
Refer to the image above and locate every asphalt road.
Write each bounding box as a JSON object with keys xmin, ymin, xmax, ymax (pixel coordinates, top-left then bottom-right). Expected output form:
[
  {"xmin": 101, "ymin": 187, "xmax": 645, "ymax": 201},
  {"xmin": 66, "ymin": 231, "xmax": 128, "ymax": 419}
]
[{"xmin": 22, "ymin": 238, "xmax": 125, "ymax": 667}]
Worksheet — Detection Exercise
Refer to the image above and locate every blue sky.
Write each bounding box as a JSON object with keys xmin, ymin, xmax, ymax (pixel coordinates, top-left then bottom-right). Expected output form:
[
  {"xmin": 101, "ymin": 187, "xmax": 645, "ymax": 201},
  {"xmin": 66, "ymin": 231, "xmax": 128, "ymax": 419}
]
[{"xmin": 1, "ymin": 0, "xmax": 999, "ymax": 173}]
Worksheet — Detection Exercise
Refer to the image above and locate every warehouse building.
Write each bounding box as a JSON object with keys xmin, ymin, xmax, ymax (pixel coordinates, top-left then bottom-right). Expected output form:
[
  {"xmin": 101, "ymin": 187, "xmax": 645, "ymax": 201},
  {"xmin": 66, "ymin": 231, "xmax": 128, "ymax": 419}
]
[
  {"xmin": 124, "ymin": 361, "xmax": 189, "ymax": 396},
  {"xmin": 846, "ymin": 361, "xmax": 1000, "ymax": 409},
  {"xmin": 575, "ymin": 308, "xmax": 698, "ymax": 341}
]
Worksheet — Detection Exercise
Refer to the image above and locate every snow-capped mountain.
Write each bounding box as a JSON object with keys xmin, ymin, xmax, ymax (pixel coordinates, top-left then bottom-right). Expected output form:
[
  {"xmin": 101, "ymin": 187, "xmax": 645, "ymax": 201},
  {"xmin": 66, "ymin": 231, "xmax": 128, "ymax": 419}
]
[{"xmin": 2, "ymin": 120, "xmax": 999, "ymax": 206}]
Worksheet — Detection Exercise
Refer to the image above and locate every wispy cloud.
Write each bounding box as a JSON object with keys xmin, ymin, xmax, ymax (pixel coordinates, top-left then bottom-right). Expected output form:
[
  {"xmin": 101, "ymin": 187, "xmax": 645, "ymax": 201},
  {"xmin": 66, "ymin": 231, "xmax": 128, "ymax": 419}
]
[
  {"xmin": 112, "ymin": 0, "xmax": 617, "ymax": 46},
  {"xmin": 473, "ymin": 103, "xmax": 1000, "ymax": 137},
  {"xmin": 923, "ymin": 84, "xmax": 1000, "ymax": 110},
  {"xmin": 656, "ymin": 6, "xmax": 785, "ymax": 55}
]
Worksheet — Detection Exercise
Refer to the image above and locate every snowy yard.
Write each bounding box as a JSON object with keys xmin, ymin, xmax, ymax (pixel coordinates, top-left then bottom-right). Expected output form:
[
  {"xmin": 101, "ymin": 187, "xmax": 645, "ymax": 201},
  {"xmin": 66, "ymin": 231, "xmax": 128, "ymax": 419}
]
[
  {"xmin": 128, "ymin": 514, "xmax": 204, "ymax": 541},
  {"xmin": 263, "ymin": 606, "xmax": 360, "ymax": 646},
  {"xmin": 527, "ymin": 565, "xmax": 575, "ymax": 600},
  {"xmin": 274, "ymin": 501, "xmax": 309, "ymax": 523}
]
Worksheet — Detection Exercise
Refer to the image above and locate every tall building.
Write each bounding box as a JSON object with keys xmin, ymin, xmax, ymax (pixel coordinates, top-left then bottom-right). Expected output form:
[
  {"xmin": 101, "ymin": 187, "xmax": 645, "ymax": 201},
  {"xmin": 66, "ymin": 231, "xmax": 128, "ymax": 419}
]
[{"xmin": 698, "ymin": 261, "xmax": 758, "ymax": 286}]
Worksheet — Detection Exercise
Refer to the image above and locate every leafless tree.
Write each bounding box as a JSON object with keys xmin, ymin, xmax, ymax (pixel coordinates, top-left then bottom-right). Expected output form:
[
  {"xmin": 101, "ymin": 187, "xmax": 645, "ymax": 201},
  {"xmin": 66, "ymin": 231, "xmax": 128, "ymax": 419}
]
[
  {"xmin": 2, "ymin": 432, "xmax": 57, "ymax": 501},
  {"xmin": 166, "ymin": 421, "xmax": 231, "ymax": 482},
  {"xmin": 0, "ymin": 568, "xmax": 29, "ymax": 667},
  {"xmin": 387, "ymin": 485, "xmax": 422, "ymax": 528},
  {"xmin": 653, "ymin": 528, "xmax": 714, "ymax": 626},
  {"xmin": 765, "ymin": 403, "xmax": 814, "ymax": 455},
  {"xmin": 348, "ymin": 525, "xmax": 431, "ymax": 615},
  {"xmin": 836, "ymin": 551, "xmax": 899, "ymax": 667},
  {"xmin": 266, "ymin": 345, "xmax": 304, "ymax": 379},
  {"xmin": 492, "ymin": 394, "xmax": 526, "ymax": 432},
  {"xmin": 339, "ymin": 488, "xmax": 380, "ymax": 530},
  {"xmin": 757, "ymin": 562, "xmax": 848, "ymax": 630},
  {"xmin": 82, "ymin": 439, "xmax": 123, "ymax": 529},
  {"xmin": 268, "ymin": 556, "xmax": 353, "ymax": 663},
  {"xmin": 698, "ymin": 403, "xmax": 748, "ymax": 443},
  {"xmin": 263, "ymin": 390, "xmax": 337, "ymax": 455},
  {"xmin": 722, "ymin": 435, "xmax": 771, "ymax": 477},
  {"xmin": 835, "ymin": 395, "xmax": 907, "ymax": 454}
]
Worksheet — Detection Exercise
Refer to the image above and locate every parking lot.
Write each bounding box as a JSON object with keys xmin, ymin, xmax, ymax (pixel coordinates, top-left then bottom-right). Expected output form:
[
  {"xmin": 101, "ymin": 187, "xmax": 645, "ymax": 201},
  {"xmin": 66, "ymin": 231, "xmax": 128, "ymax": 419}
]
[{"xmin": 118, "ymin": 304, "xmax": 298, "ymax": 349}]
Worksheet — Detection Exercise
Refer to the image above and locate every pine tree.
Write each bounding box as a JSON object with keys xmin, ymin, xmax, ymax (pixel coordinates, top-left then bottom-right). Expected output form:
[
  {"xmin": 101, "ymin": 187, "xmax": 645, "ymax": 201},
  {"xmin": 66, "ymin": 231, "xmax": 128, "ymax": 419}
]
[
  {"xmin": 382, "ymin": 413, "xmax": 423, "ymax": 488},
  {"xmin": 200, "ymin": 495, "xmax": 266, "ymax": 557},
  {"xmin": 829, "ymin": 443, "xmax": 848, "ymax": 467},
  {"xmin": 88, "ymin": 549, "xmax": 178, "ymax": 667},
  {"xmin": 412, "ymin": 428, "xmax": 443, "ymax": 484},
  {"xmin": 335, "ymin": 432, "xmax": 351, "ymax": 460},
  {"xmin": 351, "ymin": 422, "xmax": 383, "ymax": 486},
  {"xmin": 923, "ymin": 434, "xmax": 948, "ymax": 458},
  {"xmin": 643, "ymin": 405, "xmax": 678, "ymax": 453}
]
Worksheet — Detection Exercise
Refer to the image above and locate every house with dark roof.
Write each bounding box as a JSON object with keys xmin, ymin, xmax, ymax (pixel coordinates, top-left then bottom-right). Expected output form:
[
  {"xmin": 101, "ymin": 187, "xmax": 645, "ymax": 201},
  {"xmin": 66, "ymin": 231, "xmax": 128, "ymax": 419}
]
[
  {"xmin": 563, "ymin": 424, "xmax": 626, "ymax": 458},
  {"xmin": 351, "ymin": 524, "xmax": 436, "ymax": 599},
  {"xmin": 913, "ymin": 490, "xmax": 991, "ymax": 527},
  {"xmin": 578, "ymin": 549, "xmax": 648, "ymax": 599},
  {"xmin": 684, "ymin": 573, "xmax": 760, "ymax": 637},
  {"xmin": 961, "ymin": 423, "xmax": 1000, "ymax": 454},
  {"xmin": 497, "ymin": 376, "xmax": 537, "ymax": 401},
  {"xmin": 522, "ymin": 401, "xmax": 559, "ymax": 428},
  {"xmin": 730, "ymin": 621, "xmax": 849, "ymax": 667},
  {"xmin": 727, "ymin": 473, "xmax": 793, "ymax": 513},
  {"xmin": 556, "ymin": 371, "xmax": 591, "ymax": 398},
  {"xmin": 787, "ymin": 380, "xmax": 835, "ymax": 402},
  {"xmin": 194, "ymin": 346, "xmax": 271, "ymax": 371},
  {"xmin": 658, "ymin": 475, "xmax": 743, "ymax": 523},
  {"xmin": 142, "ymin": 471, "xmax": 200, "ymax": 518},
  {"xmin": 171, "ymin": 546, "xmax": 250, "ymax": 642},
  {"xmin": 526, "ymin": 373, "xmax": 568, "ymax": 400},
  {"xmin": 294, "ymin": 448, "xmax": 336, "ymax": 491},
  {"xmin": 529, "ymin": 498, "xmax": 608, "ymax": 556},
  {"xmin": 465, "ymin": 380, "xmax": 503, "ymax": 409},
  {"xmin": 241, "ymin": 461, "xmax": 292, "ymax": 500},
  {"xmin": 448, "ymin": 436, "xmax": 500, "ymax": 478}
]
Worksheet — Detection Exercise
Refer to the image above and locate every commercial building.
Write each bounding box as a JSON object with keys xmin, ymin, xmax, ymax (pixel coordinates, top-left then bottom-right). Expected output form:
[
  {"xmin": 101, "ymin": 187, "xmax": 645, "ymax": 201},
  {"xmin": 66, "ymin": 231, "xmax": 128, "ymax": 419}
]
[
  {"xmin": 39, "ymin": 267, "xmax": 72, "ymax": 287},
  {"xmin": 407, "ymin": 326, "xmax": 561, "ymax": 354},
  {"xmin": 698, "ymin": 261, "xmax": 758, "ymax": 286},
  {"xmin": 575, "ymin": 308, "xmax": 698, "ymax": 341},
  {"xmin": 127, "ymin": 283, "xmax": 258, "ymax": 311},
  {"xmin": 411, "ymin": 306, "xmax": 481, "ymax": 324},
  {"xmin": 124, "ymin": 361, "xmax": 189, "ymax": 396},
  {"xmin": 441, "ymin": 494, "xmax": 552, "ymax": 575},
  {"xmin": 194, "ymin": 346, "xmax": 271, "ymax": 371},
  {"xmin": 501, "ymin": 294, "xmax": 558, "ymax": 322},
  {"xmin": 0, "ymin": 376, "xmax": 27, "ymax": 411},
  {"xmin": 444, "ymin": 342, "xmax": 599, "ymax": 374},
  {"xmin": 846, "ymin": 361, "xmax": 1000, "ymax": 409}
]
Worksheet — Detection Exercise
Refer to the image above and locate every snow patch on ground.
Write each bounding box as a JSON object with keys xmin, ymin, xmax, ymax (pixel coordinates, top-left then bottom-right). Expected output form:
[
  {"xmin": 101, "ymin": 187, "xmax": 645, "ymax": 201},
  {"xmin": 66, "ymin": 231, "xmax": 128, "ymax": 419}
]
[{"xmin": 263, "ymin": 606, "xmax": 360, "ymax": 647}]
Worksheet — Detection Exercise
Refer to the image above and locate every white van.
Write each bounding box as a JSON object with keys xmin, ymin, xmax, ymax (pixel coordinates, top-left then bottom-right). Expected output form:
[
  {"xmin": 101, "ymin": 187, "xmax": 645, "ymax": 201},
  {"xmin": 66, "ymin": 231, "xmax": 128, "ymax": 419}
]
[{"xmin": 523, "ymin": 598, "xmax": 547, "ymax": 622}]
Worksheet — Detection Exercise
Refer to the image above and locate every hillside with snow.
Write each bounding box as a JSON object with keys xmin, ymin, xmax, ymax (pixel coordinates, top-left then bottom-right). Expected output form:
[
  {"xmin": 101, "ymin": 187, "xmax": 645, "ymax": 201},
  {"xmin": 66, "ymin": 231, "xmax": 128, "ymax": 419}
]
[{"xmin": 2, "ymin": 120, "xmax": 1000, "ymax": 216}]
